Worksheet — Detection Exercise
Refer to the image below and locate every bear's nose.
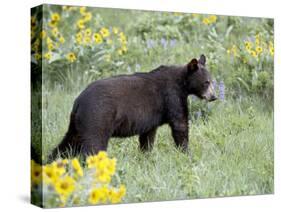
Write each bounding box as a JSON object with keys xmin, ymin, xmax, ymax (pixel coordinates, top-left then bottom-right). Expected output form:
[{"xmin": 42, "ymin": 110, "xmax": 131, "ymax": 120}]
[{"xmin": 209, "ymin": 95, "xmax": 217, "ymax": 102}]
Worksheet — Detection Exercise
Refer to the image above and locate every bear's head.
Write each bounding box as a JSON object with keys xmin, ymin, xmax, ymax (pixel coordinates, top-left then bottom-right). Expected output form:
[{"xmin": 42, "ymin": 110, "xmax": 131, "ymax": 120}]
[{"xmin": 186, "ymin": 55, "xmax": 217, "ymax": 102}]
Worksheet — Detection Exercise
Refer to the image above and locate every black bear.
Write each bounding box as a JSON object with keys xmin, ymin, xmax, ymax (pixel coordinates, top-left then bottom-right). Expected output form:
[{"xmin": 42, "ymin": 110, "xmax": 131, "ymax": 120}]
[{"xmin": 49, "ymin": 55, "xmax": 216, "ymax": 160}]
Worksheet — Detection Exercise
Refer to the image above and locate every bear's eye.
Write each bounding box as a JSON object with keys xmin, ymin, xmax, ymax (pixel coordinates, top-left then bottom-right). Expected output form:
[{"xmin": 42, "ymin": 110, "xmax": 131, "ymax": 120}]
[{"xmin": 204, "ymin": 80, "xmax": 210, "ymax": 85}]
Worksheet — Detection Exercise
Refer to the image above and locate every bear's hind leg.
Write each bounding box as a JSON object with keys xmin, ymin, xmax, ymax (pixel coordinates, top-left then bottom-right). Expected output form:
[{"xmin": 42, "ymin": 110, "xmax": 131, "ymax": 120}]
[
  {"xmin": 139, "ymin": 128, "xmax": 157, "ymax": 152},
  {"xmin": 80, "ymin": 132, "xmax": 110, "ymax": 156}
]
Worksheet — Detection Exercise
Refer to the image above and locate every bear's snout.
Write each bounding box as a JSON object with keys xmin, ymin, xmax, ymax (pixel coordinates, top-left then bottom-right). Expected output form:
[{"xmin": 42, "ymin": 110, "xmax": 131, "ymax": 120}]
[
  {"xmin": 209, "ymin": 95, "xmax": 217, "ymax": 102},
  {"xmin": 202, "ymin": 83, "xmax": 217, "ymax": 102}
]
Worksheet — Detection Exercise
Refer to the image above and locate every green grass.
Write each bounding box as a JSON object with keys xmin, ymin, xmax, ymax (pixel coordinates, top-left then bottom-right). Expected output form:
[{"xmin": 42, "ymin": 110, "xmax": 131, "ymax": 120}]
[{"xmin": 37, "ymin": 87, "xmax": 273, "ymax": 203}]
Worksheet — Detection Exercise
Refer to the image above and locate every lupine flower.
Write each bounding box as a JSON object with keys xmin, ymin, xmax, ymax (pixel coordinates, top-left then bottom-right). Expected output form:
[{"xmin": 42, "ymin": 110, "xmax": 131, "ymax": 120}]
[
  {"xmin": 160, "ymin": 38, "xmax": 168, "ymax": 49},
  {"xmin": 212, "ymin": 79, "xmax": 217, "ymax": 90},
  {"xmin": 170, "ymin": 39, "xmax": 177, "ymax": 48},
  {"xmin": 146, "ymin": 39, "xmax": 155, "ymax": 49},
  {"xmin": 219, "ymin": 81, "xmax": 225, "ymax": 100}
]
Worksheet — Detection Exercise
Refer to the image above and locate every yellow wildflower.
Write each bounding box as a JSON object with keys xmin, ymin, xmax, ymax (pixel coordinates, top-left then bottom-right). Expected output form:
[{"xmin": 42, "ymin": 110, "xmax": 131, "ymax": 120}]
[
  {"xmin": 34, "ymin": 53, "xmax": 42, "ymax": 61},
  {"xmin": 85, "ymin": 28, "xmax": 92, "ymax": 36},
  {"xmin": 231, "ymin": 45, "xmax": 238, "ymax": 56},
  {"xmin": 47, "ymin": 42, "xmax": 55, "ymax": 51},
  {"xmin": 255, "ymin": 38, "xmax": 260, "ymax": 46},
  {"xmin": 79, "ymin": 6, "xmax": 87, "ymax": 15},
  {"xmin": 122, "ymin": 45, "xmax": 128, "ymax": 53},
  {"xmin": 119, "ymin": 32, "xmax": 127, "ymax": 44},
  {"xmin": 84, "ymin": 36, "xmax": 92, "ymax": 44},
  {"xmin": 106, "ymin": 158, "xmax": 116, "ymax": 175},
  {"xmin": 119, "ymin": 184, "xmax": 126, "ymax": 197},
  {"xmin": 40, "ymin": 30, "xmax": 46, "ymax": 39},
  {"xmin": 269, "ymin": 47, "xmax": 274, "ymax": 56},
  {"xmin": 44, "ymin": 52, "xmax": 52, "ymax": 60},
  {"xmin": 84, "ymin": 12, "xmax": 92, "ymax": 22},
  {"xmin": 108, "ymin": 189, "xmax": 120, "ymax": 203},
  {"xmin": 250, "ymin": 50, "xmax": 257, "ymax": 58},
  {"xmin": 113, "ymin": 27, "xmax": 119, "ymax": 34},
  {"xmin": 52, "ymin": 161, "xmax": 66, "ymax": 176},
  {"xmin": 51, "ymin": 27, "xmax": 59, "ymax": 37},
  {"xmin": 46, "ymin": 36, "xmax": 52, "ymax": 44},
  {"xmin": 71, "ymin": 158, "xmax": 83, "ymax": 177},
  {"xmin": 54, "ymin": 176, "xmax": 75, "ymax": 199},
  {"xmin": 95, "ymin": 168, "xmax": 111, "ymax": 183},
  {"xmin": 48, "ymin": 20, "xmax": 57, "ymax": 28},
  {"xmin": 93, "ymin": 33, "xmax": 103, "ymax": 44},
  {"xmin": 256, "ymin": 46, "xmax": 263, "ymax": 54},
  {"xmin": 77, "ymin": 19, "xmax": 85, "ymax": 29},
  {"xmin": 88, "ymin": 188, "xmax": 102, "ymax": 204},
  {"xmin": 76, "ymin": 32, "xmax": 83, "ymax": 44},
  {"xmin": 43, "ymin": 164, "xmax": 58, "ymax": 184},
  {"xmin": 51, "ymin": 13, "xmax": 60, "ymax": 22},
  {"xmin": 59, "ymin": 35, "xmax": 65, "ymax": 44},
  {"xmin": 86, "ymin": 155, "xmax": 97, "ymax": 168},
  {"xmin": 99, "ymin": 186, "xmax": 109, "ymax": 203},
  {"xmin": 108, "ymin": 185, "xmax": 126, "ymax": 203},
  {"xmin": 88, "ymin": 186, "xmax": 109, "ymax": 204},
  {"xmin": 96, "ymin": 151, "xmax": 108, "ymax": 161},
  {"xmin": 244, "ymin": 41, "xmax": 252, "ymax": 50},
  {"xmin": 100, "ymin": 27, "xmax": 110, "ymax": 38},
  {"xmin": 31, "ymin": 160, "xmax": 42, "ymax": 185},
  {"xmin": 255, "ymin": 34, "xmax": 260, "ymax": 45},
  {"xmin": 209, "ymin": 15, "xmax": 217, "ymax": 23},
  {"xmin": 66, "ymin": 52, "xmax": 77, "ymax": 63},
  {"xmin": 202, "ymin": 18, "xmax": 210, "ymax": 25},
  {"xmin": 42, "ymin": 162, "xmax": 65, "ymax": 185},
  {"xmin": 118, "ymin": 48, "xmax": 123, "ymax": 55}
]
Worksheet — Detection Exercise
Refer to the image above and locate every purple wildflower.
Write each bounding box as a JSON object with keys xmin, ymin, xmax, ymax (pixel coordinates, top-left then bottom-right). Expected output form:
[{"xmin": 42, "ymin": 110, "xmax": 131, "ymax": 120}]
[
  {"xmin": 146, "ymin": 39, "xmax": 155, "ymax": 49},
  {"xmin": 219, "ymin": 80, "xmax": 225, "ymax": 100},
  {"xmin": 160, "ymin": 38, "xmax": 168, "ymax": 49},
  {"xmin": 212, "ymin": 79, "xmax": 217, "ymax": 90},
  {"xmin": 170, "ymin": 39, "xmax": 177, "ymax": 48}
]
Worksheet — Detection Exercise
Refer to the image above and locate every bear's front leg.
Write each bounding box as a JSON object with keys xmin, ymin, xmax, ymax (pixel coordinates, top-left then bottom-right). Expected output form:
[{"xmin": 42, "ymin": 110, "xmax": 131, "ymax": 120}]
[
  {"xmin": 170, "ymin": 121, "xmax": 188, "ymax": 152},
  {"xmin": 139, "ymin": 128, "xmax": 157, "ymax": 152}
]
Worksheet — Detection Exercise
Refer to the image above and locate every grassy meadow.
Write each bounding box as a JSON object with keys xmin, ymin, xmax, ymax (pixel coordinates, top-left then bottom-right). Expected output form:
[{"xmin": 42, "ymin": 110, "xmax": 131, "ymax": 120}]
[{"xmin": 31, "ymin": 5, "xmax": 274, "ymax": 207}]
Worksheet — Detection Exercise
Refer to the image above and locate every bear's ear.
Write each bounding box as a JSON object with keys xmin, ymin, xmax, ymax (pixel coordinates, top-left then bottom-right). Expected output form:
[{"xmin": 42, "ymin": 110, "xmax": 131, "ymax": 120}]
[
  {"xmin": 187, "ymin": 58, "xmax": 198, "ymax": 73},
  {"xmin": 199, "ymin": 54, "xmax": 206, "ymax": 66}
]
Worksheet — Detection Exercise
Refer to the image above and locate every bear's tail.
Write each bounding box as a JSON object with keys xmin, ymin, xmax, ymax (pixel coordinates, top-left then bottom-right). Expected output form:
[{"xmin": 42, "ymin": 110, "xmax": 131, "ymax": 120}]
[{"xmin": 48, "ymin": 112, "xmax": 80, "ymax": 162}]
